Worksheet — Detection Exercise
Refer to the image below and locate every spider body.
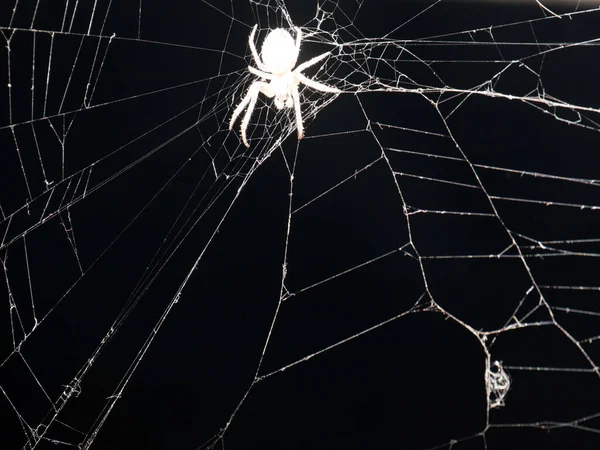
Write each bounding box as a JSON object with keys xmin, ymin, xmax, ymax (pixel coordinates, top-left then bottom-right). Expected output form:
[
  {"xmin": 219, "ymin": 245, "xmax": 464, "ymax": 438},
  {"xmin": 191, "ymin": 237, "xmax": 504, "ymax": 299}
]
[
  {"xmin": 229, "ymin": 25, "xmax": 340, "ymax": 147},
  {"xmin": 260, "ymin": 28, "xmax": 297, "ymax": 75}
]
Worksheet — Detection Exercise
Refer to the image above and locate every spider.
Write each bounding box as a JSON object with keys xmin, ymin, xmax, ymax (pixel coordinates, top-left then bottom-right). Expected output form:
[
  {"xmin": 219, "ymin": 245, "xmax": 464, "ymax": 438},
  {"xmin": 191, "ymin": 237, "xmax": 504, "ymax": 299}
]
[{"xmin": 229, "ymin": 24, "xmax": 340, "ymax": 147}]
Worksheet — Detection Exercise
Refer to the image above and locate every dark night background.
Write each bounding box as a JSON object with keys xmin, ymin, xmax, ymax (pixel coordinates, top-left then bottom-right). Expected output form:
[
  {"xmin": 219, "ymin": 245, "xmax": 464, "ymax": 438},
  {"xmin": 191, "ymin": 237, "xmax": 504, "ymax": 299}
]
[{"xmin": 1, "ymin": 1, "xmax": 600, "ymax": 449}]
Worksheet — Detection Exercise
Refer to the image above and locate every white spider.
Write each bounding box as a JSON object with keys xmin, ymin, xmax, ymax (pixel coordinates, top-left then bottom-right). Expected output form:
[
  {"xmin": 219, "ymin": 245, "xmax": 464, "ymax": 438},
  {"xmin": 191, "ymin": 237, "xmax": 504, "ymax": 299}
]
[{"xmin": 229, "ymin": 25, "xmax": 340, "ymax": 147}]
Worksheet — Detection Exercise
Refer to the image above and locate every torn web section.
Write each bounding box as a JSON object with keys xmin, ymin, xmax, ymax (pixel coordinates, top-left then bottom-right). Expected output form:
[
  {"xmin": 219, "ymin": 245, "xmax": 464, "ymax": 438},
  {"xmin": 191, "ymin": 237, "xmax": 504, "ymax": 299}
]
[{"xmin": 353, "ymin": 8, "xmax": 600, "ymax": 450}]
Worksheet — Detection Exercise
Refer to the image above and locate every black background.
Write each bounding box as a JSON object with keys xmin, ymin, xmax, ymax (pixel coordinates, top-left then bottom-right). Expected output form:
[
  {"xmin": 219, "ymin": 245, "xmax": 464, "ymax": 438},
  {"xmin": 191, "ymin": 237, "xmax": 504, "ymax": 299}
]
[{"xmin": 1, "ymin": 1, "xmax": 600, "ymax": 449}]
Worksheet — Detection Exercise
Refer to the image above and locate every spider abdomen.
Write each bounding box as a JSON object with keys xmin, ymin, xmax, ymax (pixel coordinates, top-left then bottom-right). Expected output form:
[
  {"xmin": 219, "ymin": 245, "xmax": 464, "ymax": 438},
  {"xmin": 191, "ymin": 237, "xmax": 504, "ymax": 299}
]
[{"xmin": 261, "ymin": 29, "xmax": 297, "ymax": 75}]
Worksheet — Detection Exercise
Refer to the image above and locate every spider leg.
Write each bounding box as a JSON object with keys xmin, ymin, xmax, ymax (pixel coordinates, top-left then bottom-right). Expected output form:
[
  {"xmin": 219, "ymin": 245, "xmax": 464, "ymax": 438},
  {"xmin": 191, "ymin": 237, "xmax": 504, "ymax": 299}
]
[
  {"xmin": 248, "ymin": 66, "xmax": 274, "ymax": 80},
  {"xmin": 239, "ymin": 84, "xmax": 262, "ymax": 147},
  {"xmin": 249, "ymin": 25, "xmax": 268, "ymax": 71},
  {"xmin": 291, "ymin": 84, "xmax": 304, "ymax": 139},
  {"xmin": 297, "ymin": 72, "xmax": 340, "ymax": 93},
  {"xmin": 230, "ymin": 81, "xmax": 269, "ymax": 147},
  {"xmin": 293, "ymin": 27, "xmax": 302, "ymax": 67},
  {"xmin": 294, "ymin": 51, "xmax": 333, "ymax": 73},
  {"xmin": 239, "ymin": 81, "xmax": 272, "ymax": 147},
  {"xmin": 229, "ymin": 86, "xmax": 254, "ymax": 132}
]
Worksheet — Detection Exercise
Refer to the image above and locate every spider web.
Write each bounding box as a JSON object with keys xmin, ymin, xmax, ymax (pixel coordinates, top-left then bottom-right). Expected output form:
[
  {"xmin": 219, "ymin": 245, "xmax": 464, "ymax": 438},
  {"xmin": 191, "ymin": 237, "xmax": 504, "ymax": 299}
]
[{"xmin": 1, "ymin": 0, "xmax": 600, "ymax": 449}]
